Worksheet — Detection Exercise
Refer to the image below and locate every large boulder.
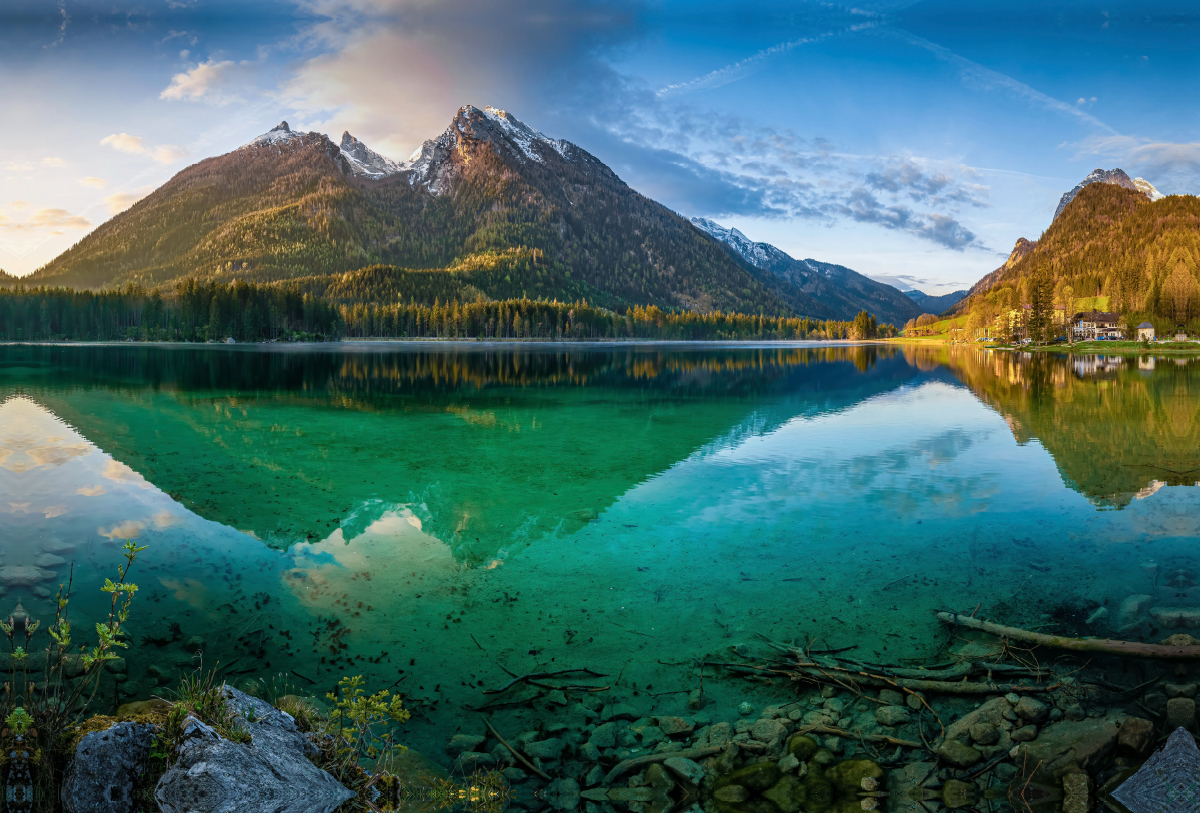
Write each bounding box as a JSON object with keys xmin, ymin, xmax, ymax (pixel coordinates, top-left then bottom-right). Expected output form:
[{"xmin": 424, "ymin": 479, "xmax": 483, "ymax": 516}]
[
  {"xmin": 1012, "ymin": 715, "xmax": 1124, "ymax": 780},
  {"xmin": 155, "ymin": 686, "xmax": 354, "ymax": 813},
  {"xmin": 61, "ymin": 721, "xmax": 157, "ymax": 813}
]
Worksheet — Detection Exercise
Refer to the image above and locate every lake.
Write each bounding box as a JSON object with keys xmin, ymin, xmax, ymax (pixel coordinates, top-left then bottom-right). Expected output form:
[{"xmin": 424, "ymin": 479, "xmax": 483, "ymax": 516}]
[{"xmin": 1, "ymin": 342, "xmax": 1198, "ymax": 763}]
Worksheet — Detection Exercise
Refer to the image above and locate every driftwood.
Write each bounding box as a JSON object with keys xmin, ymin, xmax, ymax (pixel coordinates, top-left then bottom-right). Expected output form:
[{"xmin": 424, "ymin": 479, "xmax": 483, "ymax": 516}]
[
  {"xmin": 937, "ymin": 611, "xmax": 1200, "ymax": 660},
  {"xmin": 482, "ymin": 717, "xmax": 552, "ymax": 781},
  {"xmin": 484, "ymin": 668, "xmax": 608, "ymax": 694},
  {"xmin": 603, "ymin": 745, "xmax": 723, "ymax": 784},
  {"xmin": 797, "ymin": 724, "xmax": 922, "ymax": 749},
  {"xmin": 723, "ymin": 662, "xmax": 1058, "ymax": 695}
]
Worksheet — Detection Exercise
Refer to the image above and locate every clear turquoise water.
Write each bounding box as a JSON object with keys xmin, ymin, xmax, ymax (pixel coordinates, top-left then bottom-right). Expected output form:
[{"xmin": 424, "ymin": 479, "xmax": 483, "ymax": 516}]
[{"xmin": 2, "ymin": 343, "xmax": 1199, "ymax": 759}]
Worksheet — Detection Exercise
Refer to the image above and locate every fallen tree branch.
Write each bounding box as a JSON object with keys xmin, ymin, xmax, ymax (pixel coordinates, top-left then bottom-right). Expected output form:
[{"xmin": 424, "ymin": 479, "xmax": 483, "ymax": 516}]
[
  {"xmin": 797, "ymin": 725, "xmax": 923, "ymax": 749},
  {"xmin": 482, "ymin": 717, "xmax": 552, "ymax": 782},
  {"xmin": 936, "ymin": 611, "xmax": 1200, "ymax": 659},
  {"xmin": 484, "ymin": 668, "xmax": 609, "ymax": 694},
  {"xmin": 603, "ymin": 746, "xmax": 723, "ymax": 784}
]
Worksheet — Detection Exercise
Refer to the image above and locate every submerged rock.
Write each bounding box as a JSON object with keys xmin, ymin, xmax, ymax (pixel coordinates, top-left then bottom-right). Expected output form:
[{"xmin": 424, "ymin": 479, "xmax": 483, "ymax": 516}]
[
  {"xmin": 1012, "ymin": 716, "xmax": 1122, "ymax": 778},
  {"xmin": 155, "ymin": 687, "xmax": 353, "ymax": 813},
  {"xmin": 61, "ymin": 721, "xmax": 156, "ymax": 813}
]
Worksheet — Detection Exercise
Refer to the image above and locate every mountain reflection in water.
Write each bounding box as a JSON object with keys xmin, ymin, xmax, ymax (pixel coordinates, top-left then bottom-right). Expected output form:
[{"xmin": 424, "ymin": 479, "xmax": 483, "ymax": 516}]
[{"xmin": 1, "ymin": 342, "xmax": 1199, "ymax": 759}]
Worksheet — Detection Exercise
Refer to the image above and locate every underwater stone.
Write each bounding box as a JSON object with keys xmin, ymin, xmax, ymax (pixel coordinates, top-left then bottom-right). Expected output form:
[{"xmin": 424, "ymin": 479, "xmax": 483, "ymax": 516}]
[
  {"xmin": 61, "ymin": 720, "xmax": 156, "ymax": 813},
  {"xmin": 1012, "ymin": 717, "xmax": 1120, "ymax": 778},
  {"xmin": 504, "ymin": 767, "xmax": 529, "ymax": 784},
  {"xmin": 1015, "ymin": 697, "xmax": 1048, "ymax": 723},
  {"xmin": 446, "ymin": 734, "xmax": 486, "ymax": 756},
  {"xmin": 906, "ymin": 693, "xmax": 924, "ymax": 711},
  {"xmin": 1011, "ymin": 726, "xmax": 1038, "ymax": 742},
  {"xmin": 657, "ymin": 716, "xmax": 694, "ymax": 736},
  {"xmin": 935, "ymin": 739, "xmax": 981, "ymax": 768},
  {"xmin": 1065, "ymin": 704, "xmax": 1086, "ymax": 722},
  {"xmin": 709, "ymin": 722, "xmax": 733, "ymax": 747},
  {"xmin": 544, "ymin": 690, "xmax": 569, "ymax": 706},
  {"xmin": 1165, "ymin": 683, "xmax": 1198, "ymax": 698},
  {"xmin": 525, "ymin": 738, "xmax": 566, "ymax": 761},
  {"xmin": 603, "ymin": 703, "xmax": 638, "ymax": 722},
  {"xmin": 0, "ymin": 565, "xmax": 55, "ymax": 585},
  {"xmin": 663, "ymin": 757, "xmax": 705, "ymax": 786},
  {"xmin": 750, "ymin": 719, "xmax": 787, "ymax": 743},
  {"xmin": 1062, "ymin": 772, "xmax": 1090, "ymax": 813},
  {"xmin": 183, "ymin": 635, "xmax": 205, "ymax": 653},
  {"xmin": 1119, "ymin": 717, "xmax": 1155, "ymax": 755},
  {"xmin": 590, "ymin": 722, "xmax": 618, "ymax": 749},
  {"xmin": 581, "ymin": 741, "xmax": 602, "ymax": 761},
  {"xmin": 738, "ymin": 702, "xmax": 755, "ymax": 716},
  {"xmin": 777, "ymin": 753, "xmax": 800, "ymax": 773},
  {"xmin": 1166, "ymin": 699, "xmax": 1196, "ymax": 732},
  {"xmin": 878, "ymin": 689, "xmax": 904, "ymax": 706},
  {"xmin": 874, "ymin": 706, "xmax": 910, "ymax": 727},
  {"xmin": 968, "ymin": 723, "xmax": 998, "ymax": 745},
  {"xmin": 688, "ymin": 689, "xmax": 707, "ymax": 710},
  {"xmin": 786, "ymin": 735, "xmax": 818, "ymax": 760},
  {"xmin": 584, "ymin": 765, "xmax": 603, "ymax": 787},
  {"xmin": 455, "ymin": 752, "xmax": 497, "ymax": 772},
  {"xmin": 1150, "ymin": 607, "xmax": 1200, "ymax": 629},
  {"xmin": 1118, "ymin": 594, "xmax": 1153, "ymax": 631},
  {"xmin": 1048, "ymin": 707, "xmax": 1064, "ymax": 722}
]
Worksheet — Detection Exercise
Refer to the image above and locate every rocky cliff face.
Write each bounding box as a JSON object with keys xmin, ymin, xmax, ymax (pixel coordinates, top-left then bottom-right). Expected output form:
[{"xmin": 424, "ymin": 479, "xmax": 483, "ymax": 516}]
[{"xmin": 1053, "ymin": 168, "xmax": 1163, "ymax": 221}]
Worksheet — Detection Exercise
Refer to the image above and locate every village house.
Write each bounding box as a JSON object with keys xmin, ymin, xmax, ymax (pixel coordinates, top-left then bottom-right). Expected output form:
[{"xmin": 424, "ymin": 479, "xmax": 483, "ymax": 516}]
[
  {"xmin": 1136, "ymin": 321, "xmax": 1156, "ymax": 341},
  {"xmin": 1073, "ymin": 310, "xmax": 1123, "ymax": 341}
]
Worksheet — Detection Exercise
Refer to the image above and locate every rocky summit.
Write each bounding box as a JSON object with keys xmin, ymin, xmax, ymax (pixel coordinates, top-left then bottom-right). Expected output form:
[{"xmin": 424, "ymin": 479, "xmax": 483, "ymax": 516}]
[{"xmin": 1053, "ymin": 167, "xmax": 1163, "ymax": 221}]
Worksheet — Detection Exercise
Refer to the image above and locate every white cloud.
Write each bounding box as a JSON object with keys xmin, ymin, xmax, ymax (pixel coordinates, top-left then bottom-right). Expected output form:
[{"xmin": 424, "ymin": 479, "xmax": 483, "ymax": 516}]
[
  {"xmin": 0, "ymin": 208, "xmax": 93, "ymax": 234},
  {"xmin": 161, "ymin": 59, "xmax": 244, "ymax": 104},
  {"xmin": 100, "ymin": 132, "xmax": 148, "ymax": 155},
  {"xmin": 100, "ymin": 132, "xmax": 188, "ymax": 164},
  {"xmin": 79, "ymin": 176, "xmax": 108, "ymax": 189},
  {"xmin": 1073, "ymin": 134, "xmax": 1200, "ymax": 192},
  {"xmin": 41, "ymin": 157, "xmax": 66, "ymax": 167}
]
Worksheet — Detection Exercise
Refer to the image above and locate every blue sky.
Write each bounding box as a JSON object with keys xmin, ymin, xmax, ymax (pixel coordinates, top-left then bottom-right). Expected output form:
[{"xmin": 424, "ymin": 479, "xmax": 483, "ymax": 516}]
[{"xmin": 2, "ymin": 0, "xmax": 1197, "ymax": 293}]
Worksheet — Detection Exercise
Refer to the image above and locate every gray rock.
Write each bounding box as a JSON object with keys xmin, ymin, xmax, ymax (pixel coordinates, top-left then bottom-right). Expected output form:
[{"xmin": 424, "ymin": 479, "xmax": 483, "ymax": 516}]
[
  {"xmin": 875, "ymin": 706, "xmax": 911, "ymax": 727},
  {"xmin": 878, "ymin": 689, "xmax": 904, "ymax": 706},
  {"xmin": 1011, "ymin": 726, "xmax": 1038, "ymax": 742},
  {"xmin": 589, "ymin": 722, "xmax": 618, "ymax": 749},
  {"xmin": 936, "ymin": 739, "xmax": 982, "ymax": 767},
  {"xmin": 1166, "ymin": 698, "xmax": 1196, "ymax": 732},
  {"xmin": 657, "ymin": 716, "xmax": 694, "ymax": 736},
  {"xmin": 1012, "ymin": 716, "xmax": 1121, "ymax": 778},
  {"xmin": 968, "ymin": 723, "xmax": 999, "ymax": 745},
  {"xmin": 687, "ymin": 689, "xmax": 706, "ymax": 710},
  {"xmin": 906, "ymin": 693, "xmax": 924, "ymax": 711},
  {"xmin": 447, "ymin": 733, "xmax": 487, "ymax": 756},
  {"xmin": 155, "ymin": 687, "xmax": 353, "ymax": 813},
  {"xmin": 602, "ymin": 703, "xmax": 638, "ymax": 722},
  {"xmin": 777, "ymin": 753, "xmax": 800, "ymax": 773},
  {"xmin": 584, "ymin": 764, "xmax": 604, "ymax": 786},
  {"xmin": 544, "ymin": 690, "xmax": 569, "ymax": 706},
  {"xmin": 61, "ymin": 721, "xmax": 156, "ymax": 813},
  {"xmin": 663, "ymin": 757, "xmax": 705, "ymax": 785},
  {"xmin": 1165, "ymin": 683, "xmax": 1198, "ymax": 699},
  {"xmin": 738, "ymin": 702, "xmax": 754, "ymax": 716},
  {"xmin": 708, "ymin": 722, "xmax": 733, "ymax": 747},
  {"xmin": 1065, "ymin": 704, "xmax": 1086, "ymax": 722},
  {"xmin": 1118, "ymin": 716, "xmax": 1155, "ymax": 756},
  {"xmin": 545, "ymin": 778, "xmax": 581, "ymax": 811},
  {"xmin": 750, "ymin": 718, "xmax": 787, "ymax": 743},
  {"xmin": 580, "ymin": 741, "xmax": 601, "ymax": 761},
  {"xmin": 525, "ymin": 738, "xmax": 566, "ymax": 761},
  {"xmin": 638, "ymin": 725, "xmax": 666, "ymax": 747},
  {"xmin": 1015, "ymin": 697, "xmax": 1049, "ymax": 723},
  {"xmin": 1049, "ymin": 707, "xmax": 1064, "ymax": 722}
]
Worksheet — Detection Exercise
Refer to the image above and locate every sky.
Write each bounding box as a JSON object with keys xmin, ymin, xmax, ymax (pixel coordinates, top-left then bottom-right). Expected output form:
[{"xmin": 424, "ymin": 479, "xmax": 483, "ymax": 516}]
[{"xmin": 2, "ymin": 0, "xmax": 1198, "ymax": 293}]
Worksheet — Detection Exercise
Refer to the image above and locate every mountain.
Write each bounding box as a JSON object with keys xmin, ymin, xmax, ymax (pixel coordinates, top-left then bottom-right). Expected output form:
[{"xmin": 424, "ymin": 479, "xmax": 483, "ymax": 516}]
[
  {"xmin": 688, "ymin": 217, "xmax": 923, "ymax": 325},
  {"xmin": 953, "ymin": 181, "xmax": 1199, "ymax": 323},
  {"xmin": 904, "ymin": 288, "xmax": 967, "ymax": 315},
  {"xmin": 1052, "ymin": 168, "xmax": 1163, "ymax": 221},
  {"xmin": 0, "ymin": 270, "xmax": 18, "ymax": 286},
  {"xmin": 29, "ymin": 106, "xmax": 797, "ymax": 317}
]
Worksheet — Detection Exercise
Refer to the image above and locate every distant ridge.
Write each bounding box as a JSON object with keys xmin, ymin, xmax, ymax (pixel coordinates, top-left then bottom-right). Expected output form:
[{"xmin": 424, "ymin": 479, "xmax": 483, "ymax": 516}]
[
  {"xmin": 688, "ymin": 217, "xmax": 923, "ymax": 325},
  {"xmin": 904, "ymin": 288, "xmax": 967, "ymax": 316}
]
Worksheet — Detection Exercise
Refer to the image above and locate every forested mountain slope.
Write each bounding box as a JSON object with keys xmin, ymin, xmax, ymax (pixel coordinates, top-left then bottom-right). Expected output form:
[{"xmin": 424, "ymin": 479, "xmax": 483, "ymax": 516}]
[{"xmin": 30, "ymin": 107, "xmax": 797, "ymax": 316}]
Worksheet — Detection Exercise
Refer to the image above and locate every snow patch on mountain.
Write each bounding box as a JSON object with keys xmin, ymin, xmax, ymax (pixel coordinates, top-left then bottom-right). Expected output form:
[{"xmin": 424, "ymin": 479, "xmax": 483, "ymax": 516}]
[
  {"xmin": 481, "ymin": 106, "xmax": 571, "ymax": 162},
  {"xmin": 339, "ymin": 132, "xmax": 404, "ymax": 179},
  {"xmin": 1053, "ymin": 168, "xmax": 1166, "ymax": 220},
  {"xmin": 1133, "ymin": 177, "xmax": 1165, "ymax": 201},
  {"xmin": 689, "ymin": 217, "xmax": 785, "ymax": 269},
  {"xmin": 247, "ymin": 121, "xmax": 310, "ymax": 148}
]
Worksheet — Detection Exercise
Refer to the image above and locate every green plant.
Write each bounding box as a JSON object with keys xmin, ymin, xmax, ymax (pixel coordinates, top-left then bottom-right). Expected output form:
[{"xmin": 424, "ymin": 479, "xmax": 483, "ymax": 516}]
[{"xmin": 171, "ymin": 670, "xmax": 251, "ymax": 744}]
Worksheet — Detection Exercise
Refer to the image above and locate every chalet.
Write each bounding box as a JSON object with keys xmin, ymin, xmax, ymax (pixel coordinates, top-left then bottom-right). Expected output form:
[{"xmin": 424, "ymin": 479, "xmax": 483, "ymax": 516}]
[
  {"xmin": 1136, "ymin": 321, "xmax": 1156, "ymax": 341},
  {"xmin": 1073, "ymin": 311, "xmax": 1122, "ymax": 340}
]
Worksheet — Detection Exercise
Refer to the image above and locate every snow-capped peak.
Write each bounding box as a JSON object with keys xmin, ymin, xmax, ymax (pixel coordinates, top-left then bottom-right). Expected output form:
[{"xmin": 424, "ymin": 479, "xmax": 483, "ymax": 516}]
[
  {"xmin": 247, "ymin": 121, "xmax": 311, "ymax": 147},
  {"xmin": 477, "ymin": 105, "xmax": 571, "ymax": 162},
  {"xmin": 339, "ymin": 131, "xmax": 404, "ymax": 179},
  {"xmin": 689, "ymin": 216, "xmax": 784, "ymax": 269},
  {"xmin": 1133, "ymin": 177, "xmax": 1166, "ymax": 201}
]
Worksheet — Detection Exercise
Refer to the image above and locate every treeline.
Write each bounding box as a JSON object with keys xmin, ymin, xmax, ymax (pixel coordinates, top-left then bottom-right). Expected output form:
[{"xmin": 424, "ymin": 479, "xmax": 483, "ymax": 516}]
[
  {"xmin": 0, "ymin": 280, "xmax": 341, "ymax": 342},
  {"xmin": 0, "ymin": 279, "xmax": 895, "ymax": 342}
]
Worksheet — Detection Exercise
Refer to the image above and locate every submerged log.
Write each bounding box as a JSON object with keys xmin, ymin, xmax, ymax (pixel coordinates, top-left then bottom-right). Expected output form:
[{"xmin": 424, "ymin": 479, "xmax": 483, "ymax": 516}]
[{"xmin": 936, "ymin": 611, "xmax": 1200, "ymax": 659}]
